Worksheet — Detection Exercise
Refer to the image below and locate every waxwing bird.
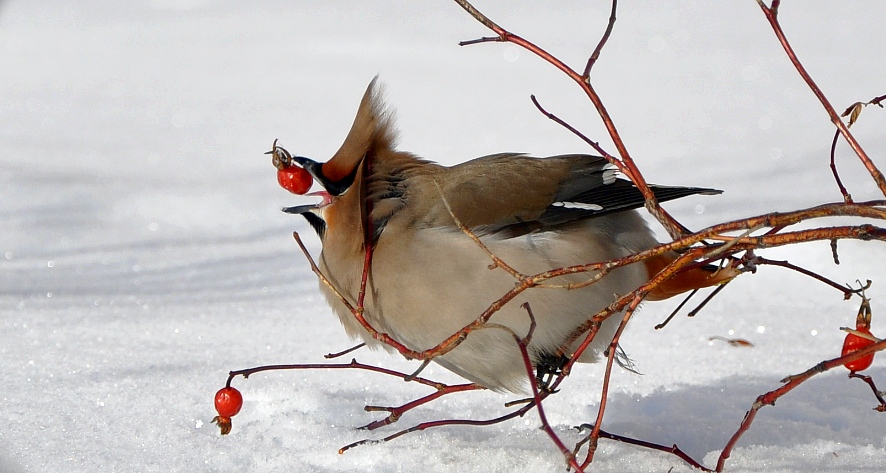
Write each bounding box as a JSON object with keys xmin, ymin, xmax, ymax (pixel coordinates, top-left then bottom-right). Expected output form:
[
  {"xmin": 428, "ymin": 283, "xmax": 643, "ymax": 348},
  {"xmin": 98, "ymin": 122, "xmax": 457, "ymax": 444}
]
[{"xmin": 276, "ymin": 79, "xmax": 736, "ymax": 393}]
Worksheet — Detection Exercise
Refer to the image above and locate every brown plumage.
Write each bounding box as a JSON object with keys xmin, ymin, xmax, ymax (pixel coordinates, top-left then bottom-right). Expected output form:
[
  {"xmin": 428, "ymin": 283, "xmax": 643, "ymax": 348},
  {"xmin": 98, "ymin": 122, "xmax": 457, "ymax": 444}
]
[{"xmin": 283, "ymin": 79, "xmax": 735, "ymax": 392}]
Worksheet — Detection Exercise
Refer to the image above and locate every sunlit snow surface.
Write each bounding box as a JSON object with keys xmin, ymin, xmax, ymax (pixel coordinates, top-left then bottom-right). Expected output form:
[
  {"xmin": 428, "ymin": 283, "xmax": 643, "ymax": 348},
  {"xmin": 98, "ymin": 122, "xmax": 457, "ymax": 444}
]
[{"xmin": 2, "ymin": 1, "xmax": 886, "ymax": 472}]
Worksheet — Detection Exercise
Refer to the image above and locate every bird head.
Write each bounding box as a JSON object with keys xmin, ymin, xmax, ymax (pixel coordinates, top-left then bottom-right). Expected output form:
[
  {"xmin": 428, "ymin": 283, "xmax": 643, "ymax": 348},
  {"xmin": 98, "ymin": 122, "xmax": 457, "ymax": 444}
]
[{"xmin": 273, "ymin": 77, "xmax": 397, "ymax": 242}]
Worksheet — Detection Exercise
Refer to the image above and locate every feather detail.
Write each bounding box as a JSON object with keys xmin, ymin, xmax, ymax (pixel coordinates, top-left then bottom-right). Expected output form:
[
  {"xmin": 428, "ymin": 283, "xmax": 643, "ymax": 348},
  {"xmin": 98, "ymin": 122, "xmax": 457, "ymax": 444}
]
[{"xmin": 322, "ymin": 77, "xmax": 398, "ymax": 186}]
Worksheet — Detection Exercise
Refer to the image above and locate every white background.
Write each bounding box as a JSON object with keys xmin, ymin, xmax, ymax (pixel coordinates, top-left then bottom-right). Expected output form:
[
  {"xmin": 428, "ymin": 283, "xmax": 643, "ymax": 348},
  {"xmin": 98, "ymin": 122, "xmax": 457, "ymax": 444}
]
[{"xmin": 2, "ymin": 1, "xmax": 886, "ymax": 471}]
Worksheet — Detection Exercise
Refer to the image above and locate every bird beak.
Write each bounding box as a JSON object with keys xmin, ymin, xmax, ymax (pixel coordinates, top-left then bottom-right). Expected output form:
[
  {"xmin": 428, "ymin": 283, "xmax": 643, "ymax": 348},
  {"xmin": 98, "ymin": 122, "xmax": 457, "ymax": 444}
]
[
  {"xmin": 282, "ymin": 191, "xmax": 334, "ymax": 215},
  {"xmin": 281, "ymin": 190, "xmax": 333, "ymax": 239},
  {"xmin": 281, "ymin": 204, "xmax": 317, "ymax": 215}
]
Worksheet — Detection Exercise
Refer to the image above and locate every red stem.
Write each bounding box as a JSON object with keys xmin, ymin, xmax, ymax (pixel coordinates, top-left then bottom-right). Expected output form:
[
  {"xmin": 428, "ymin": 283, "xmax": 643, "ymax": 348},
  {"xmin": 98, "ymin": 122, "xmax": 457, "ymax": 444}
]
[
  {"xmin": 227, "ymin": 358, "xmax": 452, "ymax": 390},
  {"xmin": 829, "ymin": 129, "xmax": 853, "ymax": 202},
  {"xmin": 360, "ymin": 383, "xmax": 482, "ymax": 430},
  {"xmin": 848, "ymin": 372, "xmax": 886, "ymax": 410},
  {"xmin": 512, "ymin": 330, "xmax": 583, "ymax": 472},
  {"xmin": 715, "ymin": 338, "xmax": 886, "ymax": 471},
  {"xmin": 757, "ymin": 1, "xmax": 886, "ymax": 197},
  {"xmin": 583, "ymin": 0, "xmax": 618, "ymax": 77},
  {"xmin": 580, "ymin": 297, "xmax": 642, "ymax": 468},
  {"xmin": 452, "ymin": 0, "xmax": 689, "ymax": 238}
]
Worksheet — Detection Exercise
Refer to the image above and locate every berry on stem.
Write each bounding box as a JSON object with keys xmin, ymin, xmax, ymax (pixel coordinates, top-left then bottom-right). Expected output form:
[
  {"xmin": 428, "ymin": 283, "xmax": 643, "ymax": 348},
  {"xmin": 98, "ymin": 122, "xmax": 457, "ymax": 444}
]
[
  {"xmin": 266, "ymin": 139, "xmax": 313, "ymax": 194},
  {"xmin": 212, "ymin": 386, "xmax": 243, "ymax": 435},
  {"xmin": 842, "ymin": 328, "xmax": 876, "ymax": 372},
  {"xmin": 841, "ymin": 295, "xmax": 877, "ymax": 372}
]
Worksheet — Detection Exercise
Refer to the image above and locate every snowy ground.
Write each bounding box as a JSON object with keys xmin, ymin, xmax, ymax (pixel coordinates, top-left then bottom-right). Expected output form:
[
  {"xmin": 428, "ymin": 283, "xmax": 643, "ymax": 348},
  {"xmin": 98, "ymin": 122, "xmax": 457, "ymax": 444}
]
[{"xmin": 2, "ymin": 1, "xmax": 886, "ymax": 472}]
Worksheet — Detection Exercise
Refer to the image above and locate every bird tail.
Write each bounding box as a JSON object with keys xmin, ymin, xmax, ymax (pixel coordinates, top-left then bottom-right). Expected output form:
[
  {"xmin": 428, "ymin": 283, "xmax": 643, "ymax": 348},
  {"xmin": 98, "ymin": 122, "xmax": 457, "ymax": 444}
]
[{"xmin": 644, "ymin": 253, "xmax": 739, "ymax": 301}]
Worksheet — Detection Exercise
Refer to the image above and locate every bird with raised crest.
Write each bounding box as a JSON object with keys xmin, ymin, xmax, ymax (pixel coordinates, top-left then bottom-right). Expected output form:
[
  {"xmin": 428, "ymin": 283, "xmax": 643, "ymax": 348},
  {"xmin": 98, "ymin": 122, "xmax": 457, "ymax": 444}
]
[{"xmin": 269, "ymin": 78, "xmax": 736, "ymax": 393}]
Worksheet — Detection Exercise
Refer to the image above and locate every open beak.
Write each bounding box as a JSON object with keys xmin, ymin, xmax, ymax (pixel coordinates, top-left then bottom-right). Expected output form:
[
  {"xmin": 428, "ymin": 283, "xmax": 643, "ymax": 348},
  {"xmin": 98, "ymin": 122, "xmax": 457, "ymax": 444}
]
[{"xmin": 282, "ymin": 191, "xmax": 334, "ymax": 215}]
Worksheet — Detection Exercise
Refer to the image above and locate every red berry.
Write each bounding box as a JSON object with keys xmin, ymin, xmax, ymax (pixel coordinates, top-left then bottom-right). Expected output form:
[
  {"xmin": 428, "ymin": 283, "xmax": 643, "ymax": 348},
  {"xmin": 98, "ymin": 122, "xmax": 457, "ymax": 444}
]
[
  {"xmin": 212, "ymin": 386, "xmax": 243, "ymax": 435},
  {"xmin": 214, "ymin": 386, "xmax": 243, "ymax": 417},
  {"xmin": 841, "ymin": 328, "xmax": 875, "ymax": 372},
  {"xmin": 277, "ymin": 166, "xmax": 313, "ymax": 194}
]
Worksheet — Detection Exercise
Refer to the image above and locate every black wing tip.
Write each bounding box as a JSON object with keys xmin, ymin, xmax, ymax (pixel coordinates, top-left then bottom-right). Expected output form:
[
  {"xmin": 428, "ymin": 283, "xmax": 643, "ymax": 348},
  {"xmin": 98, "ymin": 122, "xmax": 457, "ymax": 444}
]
[
  {"xmin": 648, "ymin": 184, "xmax": 722, "ymax": 194},
  {"xmin": 647, "ymin": 184, "xmax": 723, "ymax": 203},
  {"xmin": 689, "ymin": 187, "xmax": 722, "ymax": 196},
  {"xmin": 536, "ymin": 181, "xmax": 723, "ymax": 228}
]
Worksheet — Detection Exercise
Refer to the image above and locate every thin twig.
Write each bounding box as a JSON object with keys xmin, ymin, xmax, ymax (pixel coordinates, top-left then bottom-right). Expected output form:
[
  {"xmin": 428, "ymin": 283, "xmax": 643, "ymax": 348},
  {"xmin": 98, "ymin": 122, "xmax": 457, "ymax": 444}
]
[
  {"xmin": 340, "ymin": 320, "xmax": 551, "ymax": 456},
  {"xmin": 756, "ymin": 1, "xmax": 886, "ymax": 197},
  {"xmin": 831, "ymin": 93, "xmax": 886, "ymax": 202},
  {"xmin": 716, "ymin": 338, "xmax": 886, "ymax": 472},
  {"xmin": 435, "ymin": 180, "xmax": 526, "ymax": 280},
  {"xmin": 655, "ymin": 289, "xmax": 699, "ymax": 330},
  {"xmin": 574, "ymin": 424, "xmax": 713, "ymax": 472},
  {"xmin": 583, "ymin": 0, "xmax": 618, "ymax": 77},
  {"xmin": 356, "ymin": 154, "xmax": 376, "ymax": 336},
  {"xmin": 530, "ymin": 95, "xmax": 622, "ymax": 171},
  {"xmin": 686, "ymin": 283, "xmax": 729, "ymax": 317},
  {"xmin": 848, "ymin": 373, "xmax": 886, "ymax": 411},
  {"xmin": 754, "ymin": 257, "xmax": 861, "ymax": 299},
  {"xmin": 325, "ymin": 343, "xmax": 366, "ymax": 359},
  {"xmin": 580, "ymin": 297, "xmax": 642, "ymax": 468},
  {"xmin": 453, "ymin": 0, "xmax": 687, "ymax": 237},
  {"xmin": 360, "ymin": 383, "xmax": 482, "ymax": 430},
  {"xmin": 510, "ymin": 307, "xmax": 583, "ymax": 471},
  {"xmin": 292, "ymin": 232, "xmax": 423, "ymax": 359},
  {"xmin": 338, "ymin": 400, "xmax": 538, "ymax": 454},
  {"xmin": 829, "ymin": 129, "xmax": 853, "ymax": 202},
  {"xmin": 227, "ymin": 358, "xmax": 451, "ymax": 390}
]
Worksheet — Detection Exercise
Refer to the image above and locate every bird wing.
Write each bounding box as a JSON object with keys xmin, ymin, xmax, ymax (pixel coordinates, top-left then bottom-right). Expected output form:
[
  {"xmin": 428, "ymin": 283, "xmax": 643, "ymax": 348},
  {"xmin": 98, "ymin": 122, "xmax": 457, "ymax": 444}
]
[{"xmin": 402, "ymin": 153, "xmax": 720, "ymax": 237}]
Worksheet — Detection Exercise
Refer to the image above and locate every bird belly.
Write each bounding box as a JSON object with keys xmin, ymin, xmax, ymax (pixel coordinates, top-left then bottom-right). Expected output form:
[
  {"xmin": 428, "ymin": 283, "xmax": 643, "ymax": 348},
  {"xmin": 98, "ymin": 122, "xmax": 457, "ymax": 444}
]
[{"xmin": 319, "ymin": 212, "xmax": 655, "ymax": 393}]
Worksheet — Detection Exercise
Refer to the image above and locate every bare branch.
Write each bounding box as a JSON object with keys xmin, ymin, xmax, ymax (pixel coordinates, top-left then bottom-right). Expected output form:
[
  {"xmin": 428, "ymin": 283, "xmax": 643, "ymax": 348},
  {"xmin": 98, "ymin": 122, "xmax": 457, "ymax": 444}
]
[
  {"xmin": 716, "ymin": 338, "xmax": 886, "ymax": 471},
  {"xmin": 756, "ymin": 2, "xmax": 886, "ymax": 196},
  {"xmin": 583, "ymin": 0, "xmax": 618, "ymax": 77}
]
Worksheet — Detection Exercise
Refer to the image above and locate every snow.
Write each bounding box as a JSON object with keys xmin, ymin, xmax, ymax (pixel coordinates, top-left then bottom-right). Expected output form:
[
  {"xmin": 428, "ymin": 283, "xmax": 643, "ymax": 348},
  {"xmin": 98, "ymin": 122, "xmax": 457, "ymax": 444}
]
[{"xmin": 2, "ymin": 1, "xmax": 886, "ymax": 472}]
